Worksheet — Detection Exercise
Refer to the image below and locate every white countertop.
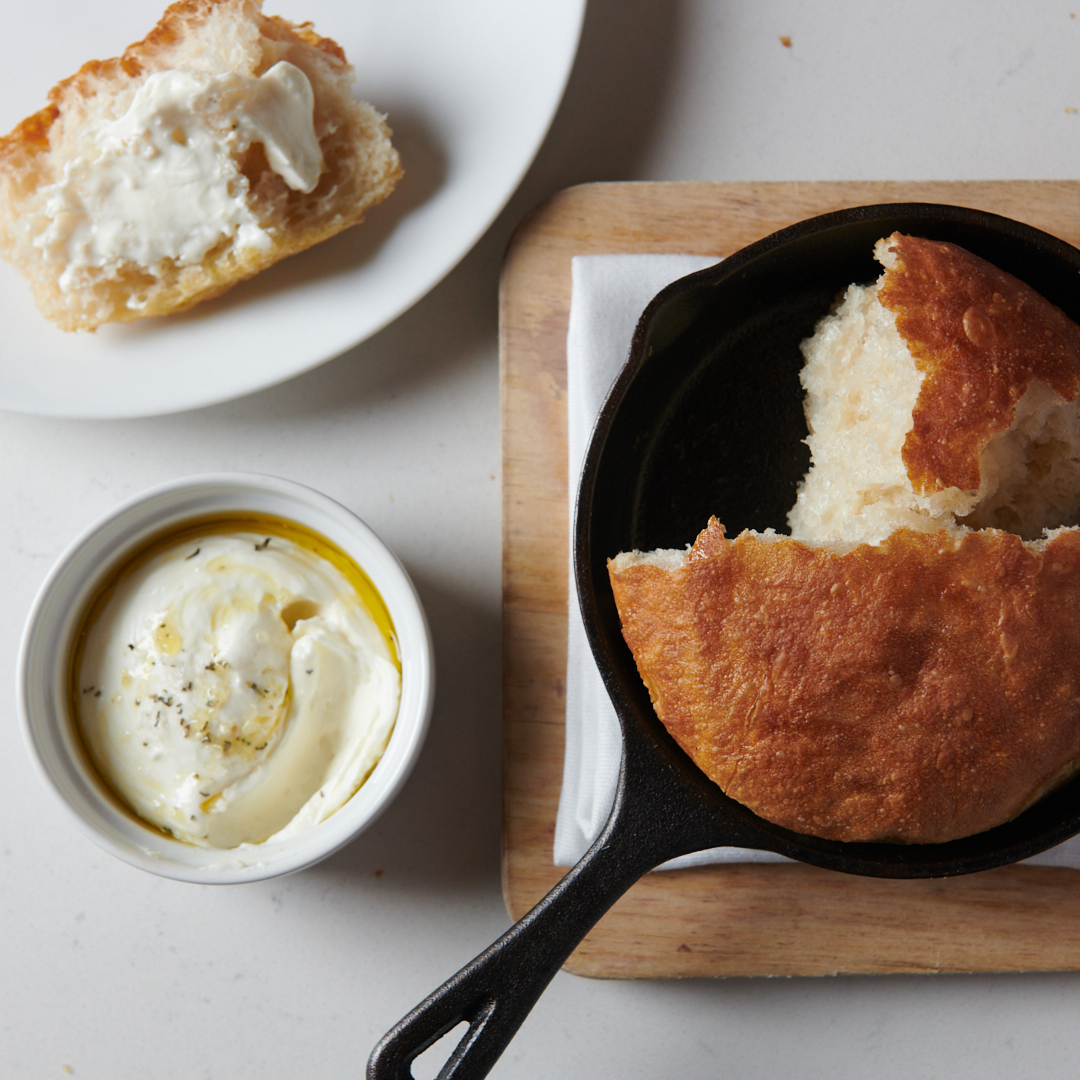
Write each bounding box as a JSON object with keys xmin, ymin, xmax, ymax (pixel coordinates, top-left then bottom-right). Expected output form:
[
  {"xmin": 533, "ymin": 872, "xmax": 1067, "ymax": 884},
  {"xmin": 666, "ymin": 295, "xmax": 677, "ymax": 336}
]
[{"xmin": 4, "ymin": 1, "xmax": 1080, "ymax": 1077}]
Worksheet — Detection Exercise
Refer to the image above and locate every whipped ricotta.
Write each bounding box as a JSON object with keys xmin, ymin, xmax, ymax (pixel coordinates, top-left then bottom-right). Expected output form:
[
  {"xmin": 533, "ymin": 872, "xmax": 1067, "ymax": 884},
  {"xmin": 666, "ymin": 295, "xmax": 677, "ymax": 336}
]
[
  {"xmin": 34, "ymin": 61, "xmax": 325, "ymax": 294},
  {"xmin": 75, "ymin": 527, "xmax": 400, "ymax": 849}
]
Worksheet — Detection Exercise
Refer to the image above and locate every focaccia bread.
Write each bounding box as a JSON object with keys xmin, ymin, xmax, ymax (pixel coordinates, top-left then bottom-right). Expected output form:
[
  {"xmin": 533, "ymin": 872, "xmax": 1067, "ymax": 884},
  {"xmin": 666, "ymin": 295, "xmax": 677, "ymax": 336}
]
[
  {"xmin": 790, "ymin": 234, "xmax": 1080, "ymax": 546},
  {"xmin": 608, "ymin": 233, "xmax": 1080, "ymax": 844},
  {"xmin": 610, "ymin": 519, "xmax": 1080, "ymax": 843},
  {"xmin": 0, "ymin": 0, "xmax": 402, "ymax": 331}
]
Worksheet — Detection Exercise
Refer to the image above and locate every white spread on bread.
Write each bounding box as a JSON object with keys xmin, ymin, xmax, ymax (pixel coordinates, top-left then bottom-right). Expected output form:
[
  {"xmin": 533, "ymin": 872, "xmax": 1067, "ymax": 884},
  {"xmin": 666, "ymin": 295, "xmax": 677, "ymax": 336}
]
[
  {"xmin": 76, "ymin": 531, "xmax": 400, "ymax": 849},
  {"xmin": 0, "ymin": 0, "xmax": 402, "ymax": 331},
  {"xmin": 33, "ymin": 62, "xmax": 325, "ymax": 298}
]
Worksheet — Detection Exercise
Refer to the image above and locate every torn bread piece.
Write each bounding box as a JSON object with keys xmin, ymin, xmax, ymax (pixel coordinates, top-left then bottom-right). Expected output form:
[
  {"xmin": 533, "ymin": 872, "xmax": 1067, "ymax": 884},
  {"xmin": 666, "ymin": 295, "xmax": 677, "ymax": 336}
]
[
  {"xmin": 0, "ymin": 0, "xmax": 402, "ymax": 331},
  {"xmin": 609, "ymin": 233, "xmax": 1080, "ymax": 844},
  {"xmin": 790, "ymin": 234, "xmax": 1080, "ymax": 547}
]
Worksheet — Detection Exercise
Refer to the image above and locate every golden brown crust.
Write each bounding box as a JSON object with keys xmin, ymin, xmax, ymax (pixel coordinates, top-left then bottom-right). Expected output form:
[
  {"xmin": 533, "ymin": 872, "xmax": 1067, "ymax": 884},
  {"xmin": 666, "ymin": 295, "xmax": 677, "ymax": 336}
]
[
  {"xmin": 878, "ymin": 233, "xmax": 1080, "ymax": 495},
  {"xmin": 609, "ymin": 519, "xmax": 1080, "ymax": 843}
]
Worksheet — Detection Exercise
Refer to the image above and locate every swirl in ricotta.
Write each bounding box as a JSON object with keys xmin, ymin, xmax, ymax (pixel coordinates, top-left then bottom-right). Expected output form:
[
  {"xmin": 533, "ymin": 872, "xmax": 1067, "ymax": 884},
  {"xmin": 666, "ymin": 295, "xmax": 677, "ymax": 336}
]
[{"xmin": 74, "ymin": 524, "xmax": 400, "ymax": 849}]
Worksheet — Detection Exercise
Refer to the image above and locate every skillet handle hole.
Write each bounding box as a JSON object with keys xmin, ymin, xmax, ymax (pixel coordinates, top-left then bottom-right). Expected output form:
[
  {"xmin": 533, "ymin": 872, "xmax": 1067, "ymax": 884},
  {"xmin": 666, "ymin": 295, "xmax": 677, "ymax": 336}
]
[{"xmin": 410, "ymin": 1020, "xmax": 472, "ymax": 1080}]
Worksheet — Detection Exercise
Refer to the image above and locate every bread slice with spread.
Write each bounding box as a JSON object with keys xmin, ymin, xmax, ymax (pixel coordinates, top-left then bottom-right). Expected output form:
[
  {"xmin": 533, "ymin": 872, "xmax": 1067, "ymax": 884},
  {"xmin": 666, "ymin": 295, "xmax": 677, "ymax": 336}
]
[{"xmin": 0, "ymin": 0, "xmax": 402, "ymax": 331}]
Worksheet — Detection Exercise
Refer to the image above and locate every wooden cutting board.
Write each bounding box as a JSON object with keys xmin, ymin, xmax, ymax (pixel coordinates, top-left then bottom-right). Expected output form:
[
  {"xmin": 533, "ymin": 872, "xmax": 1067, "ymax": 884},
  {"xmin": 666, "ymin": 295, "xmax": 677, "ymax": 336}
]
[{"xmin": 499, "ymin": 180, "xmax": 1080, "ymax": 978}]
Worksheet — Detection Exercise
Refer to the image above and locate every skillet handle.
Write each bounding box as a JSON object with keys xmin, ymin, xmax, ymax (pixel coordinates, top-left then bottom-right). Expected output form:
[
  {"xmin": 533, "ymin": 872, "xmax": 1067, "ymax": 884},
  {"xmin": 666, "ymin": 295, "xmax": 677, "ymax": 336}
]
[{"xmin": 366, "ymin": 804, "xmax": 668, "ymax": 1080}]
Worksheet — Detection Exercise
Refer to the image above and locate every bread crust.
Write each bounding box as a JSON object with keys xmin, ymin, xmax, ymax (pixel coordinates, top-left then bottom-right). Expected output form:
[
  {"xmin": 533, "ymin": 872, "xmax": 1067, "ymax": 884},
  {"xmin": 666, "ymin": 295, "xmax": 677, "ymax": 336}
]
[
  {"xmin": 879, "ymin": 233, "xmax": 1080, "ymax": 495},
  {"xmin": 0, "ymin": 0, "xmax": 402, "ymax": 330},
  {"xmin": 609, "ymin": 519, "xmax": 1080, "ymax": 843}
]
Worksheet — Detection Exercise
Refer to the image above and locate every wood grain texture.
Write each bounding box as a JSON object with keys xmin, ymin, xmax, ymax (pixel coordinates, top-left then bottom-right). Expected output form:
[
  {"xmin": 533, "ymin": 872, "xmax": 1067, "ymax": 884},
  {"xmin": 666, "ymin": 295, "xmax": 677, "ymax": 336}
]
[{"xmin": 499, "ymin": 181, "xmax": 1080, "ymax": 978}]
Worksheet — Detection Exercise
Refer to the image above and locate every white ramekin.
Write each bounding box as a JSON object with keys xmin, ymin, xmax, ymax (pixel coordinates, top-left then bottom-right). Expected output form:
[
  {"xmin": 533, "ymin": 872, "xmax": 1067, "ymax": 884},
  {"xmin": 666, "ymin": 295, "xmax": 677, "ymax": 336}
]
[{"xmin": 17, "ymin": 473, "xmax": 434, "ymax": 884}]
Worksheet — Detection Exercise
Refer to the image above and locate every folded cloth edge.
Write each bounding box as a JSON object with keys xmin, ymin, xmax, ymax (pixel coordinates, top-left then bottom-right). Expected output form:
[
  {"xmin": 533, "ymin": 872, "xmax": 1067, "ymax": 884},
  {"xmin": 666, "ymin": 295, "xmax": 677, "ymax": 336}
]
[{"xmin": 554, "ymin": 253, "xmax": 787, "ymax": 870}]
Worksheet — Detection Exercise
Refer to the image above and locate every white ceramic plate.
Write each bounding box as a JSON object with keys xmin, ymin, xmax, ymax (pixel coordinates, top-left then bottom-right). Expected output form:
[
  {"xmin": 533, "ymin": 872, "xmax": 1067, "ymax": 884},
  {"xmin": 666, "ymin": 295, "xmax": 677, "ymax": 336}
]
[{"xmin": 0, "ymin": 0, "xmax": 585, "ymax": 418}]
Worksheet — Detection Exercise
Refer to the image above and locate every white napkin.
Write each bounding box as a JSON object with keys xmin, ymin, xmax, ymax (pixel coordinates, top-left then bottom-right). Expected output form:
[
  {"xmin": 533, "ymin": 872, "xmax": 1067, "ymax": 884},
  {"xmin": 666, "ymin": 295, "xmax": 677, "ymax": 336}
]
[{"xmin": 553, "ymin": 252, "xmax": 1080, "ymax": 871}]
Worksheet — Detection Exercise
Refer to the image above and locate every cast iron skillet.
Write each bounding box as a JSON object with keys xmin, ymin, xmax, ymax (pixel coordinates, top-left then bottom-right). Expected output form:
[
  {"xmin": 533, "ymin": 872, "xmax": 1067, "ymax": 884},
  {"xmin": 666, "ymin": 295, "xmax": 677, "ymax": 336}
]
[{"xmin": 368, "ymin": 203, "xmax": 1080, "ymax": 1079}]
